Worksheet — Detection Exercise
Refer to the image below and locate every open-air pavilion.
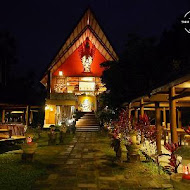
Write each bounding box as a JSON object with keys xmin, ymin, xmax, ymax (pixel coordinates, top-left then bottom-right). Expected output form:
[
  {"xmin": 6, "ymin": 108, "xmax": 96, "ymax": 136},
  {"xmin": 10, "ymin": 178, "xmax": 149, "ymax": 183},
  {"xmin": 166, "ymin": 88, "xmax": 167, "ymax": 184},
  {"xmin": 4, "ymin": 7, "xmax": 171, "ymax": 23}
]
[{"xmin": 129, "ymin": 74, "xmax": 190, "ymax": 155}]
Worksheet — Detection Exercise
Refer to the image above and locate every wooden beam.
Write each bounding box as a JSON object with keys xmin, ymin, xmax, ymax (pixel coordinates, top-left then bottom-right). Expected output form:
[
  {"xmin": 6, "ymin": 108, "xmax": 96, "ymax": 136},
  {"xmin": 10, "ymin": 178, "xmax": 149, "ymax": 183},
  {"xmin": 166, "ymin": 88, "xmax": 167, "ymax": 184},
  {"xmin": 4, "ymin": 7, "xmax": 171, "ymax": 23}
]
[
  {"xmin": 175, "ymin": 81, "xmax": 190, "ymax": 88},
  {"xmin": 131, "ymin": 102, "xmax": 140, "ymax": 108},
  {"xmin": 132, "ymin": 101, "xmax": 190, "ymax": 109},
  {"xmin": 152, "ymin": 74, "xmax": 190, "ymax": 95},
  {"xmin": 172, "ymin": 91, "xmax": 190, "ymax": 100},
  {"xmin": 149, "ymin": 94, "xmax": 169, "ymax": 102}
]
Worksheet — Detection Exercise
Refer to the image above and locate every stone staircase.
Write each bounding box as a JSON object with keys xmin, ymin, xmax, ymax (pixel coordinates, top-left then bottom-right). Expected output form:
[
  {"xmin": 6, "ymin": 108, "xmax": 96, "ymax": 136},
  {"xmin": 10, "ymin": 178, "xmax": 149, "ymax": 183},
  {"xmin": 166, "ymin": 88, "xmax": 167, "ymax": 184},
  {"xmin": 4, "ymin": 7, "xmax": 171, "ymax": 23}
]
[{"xmin": 75, "ymin": 112, "xmax": 100, "ymax": 132}]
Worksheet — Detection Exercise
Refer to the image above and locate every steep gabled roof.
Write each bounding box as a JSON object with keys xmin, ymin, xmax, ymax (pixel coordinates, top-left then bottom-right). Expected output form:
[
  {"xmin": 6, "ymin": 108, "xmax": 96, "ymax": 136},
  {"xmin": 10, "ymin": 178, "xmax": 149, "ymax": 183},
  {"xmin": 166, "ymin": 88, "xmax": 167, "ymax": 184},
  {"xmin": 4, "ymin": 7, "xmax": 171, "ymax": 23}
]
[{"xmin": 41, "ymin": 8, "xmax": 118, "ymax": 83}]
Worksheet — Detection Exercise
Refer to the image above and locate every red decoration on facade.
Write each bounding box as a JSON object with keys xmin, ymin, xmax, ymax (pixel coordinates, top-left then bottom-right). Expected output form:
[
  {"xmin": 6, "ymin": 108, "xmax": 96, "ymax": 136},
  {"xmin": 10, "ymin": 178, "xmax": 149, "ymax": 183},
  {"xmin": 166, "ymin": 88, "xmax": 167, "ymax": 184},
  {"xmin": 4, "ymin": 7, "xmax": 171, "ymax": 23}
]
[{"xmin": 79, "ymin": 37, "xmax": 96, "ymax": 72}]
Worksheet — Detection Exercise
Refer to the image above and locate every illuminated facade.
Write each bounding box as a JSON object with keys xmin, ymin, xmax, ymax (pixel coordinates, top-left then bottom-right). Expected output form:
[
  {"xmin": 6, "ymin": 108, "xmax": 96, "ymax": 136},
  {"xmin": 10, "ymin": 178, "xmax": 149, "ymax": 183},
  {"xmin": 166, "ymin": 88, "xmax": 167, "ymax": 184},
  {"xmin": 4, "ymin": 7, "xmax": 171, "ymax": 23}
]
[{"xmin": 41, "ymin": 9, "xmax": 118, "ymax": 127}]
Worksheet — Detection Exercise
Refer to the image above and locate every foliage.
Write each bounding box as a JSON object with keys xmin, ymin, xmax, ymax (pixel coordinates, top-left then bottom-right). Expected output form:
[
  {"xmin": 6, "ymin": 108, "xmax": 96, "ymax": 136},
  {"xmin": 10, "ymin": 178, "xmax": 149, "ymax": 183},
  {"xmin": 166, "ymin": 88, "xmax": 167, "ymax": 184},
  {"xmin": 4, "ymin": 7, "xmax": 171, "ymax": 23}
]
[
  {"xmin": 101, "ymin": 34, "xmax": 158, "ymax": 107},
  {"xmin": 73, "ymin": 110, "xmax": 84, "ymax": 121},
  {"xmin": 182, "ymin": 126, "xmax": 190, "ymax": 135},
  {"xmin": 0, "ymin": 31, "xmax": 17, "ymax": 86},
  {"xmin": 175, "ymin": 146, "xmax": 190, "ymax": 160},
  {"xmin": 110, "ymin": 138, "xmax": 122, "ymax": 159},
  {"xmin": 143, "ymin": 160, "xmax": 166, "ymax": 175},
  {"xmin": 135, "ymin": 114, "xmax": 157, "ymax": 143},
  {"xmin": 164, "ymin": 143, "xmax": 181, "ymax": 173},
  {"xmin": 101, "ymin": 19, "xmax": 190, "ymax": 108},
  {"xmin": 110, "ymin": 106, "xmax": 137, "ymax": 159},
  {"xmin": 96, "ymin": 106, "xmax": 118, "ymax": 125},
  {"xmin": 112, "ymin": 107, "xmax": 134, "ymax": 135}
]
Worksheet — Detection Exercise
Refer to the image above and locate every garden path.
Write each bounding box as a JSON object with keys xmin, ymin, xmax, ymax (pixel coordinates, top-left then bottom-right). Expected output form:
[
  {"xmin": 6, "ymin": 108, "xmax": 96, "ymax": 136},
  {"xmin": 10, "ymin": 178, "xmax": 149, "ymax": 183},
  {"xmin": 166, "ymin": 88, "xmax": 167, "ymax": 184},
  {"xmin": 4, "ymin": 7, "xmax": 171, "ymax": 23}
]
[{"xmin": 34, "ymin": 132, "xmax": 173, "ymax": 190}]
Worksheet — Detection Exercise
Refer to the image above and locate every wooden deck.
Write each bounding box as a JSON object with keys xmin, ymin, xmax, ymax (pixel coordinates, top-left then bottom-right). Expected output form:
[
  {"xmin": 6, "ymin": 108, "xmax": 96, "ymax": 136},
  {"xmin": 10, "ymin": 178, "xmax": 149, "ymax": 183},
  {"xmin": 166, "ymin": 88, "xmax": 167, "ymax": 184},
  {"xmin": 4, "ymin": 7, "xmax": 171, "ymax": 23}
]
[{"xmin": 0, "ymin": 135, "xmax": 25, "ymax": 143}]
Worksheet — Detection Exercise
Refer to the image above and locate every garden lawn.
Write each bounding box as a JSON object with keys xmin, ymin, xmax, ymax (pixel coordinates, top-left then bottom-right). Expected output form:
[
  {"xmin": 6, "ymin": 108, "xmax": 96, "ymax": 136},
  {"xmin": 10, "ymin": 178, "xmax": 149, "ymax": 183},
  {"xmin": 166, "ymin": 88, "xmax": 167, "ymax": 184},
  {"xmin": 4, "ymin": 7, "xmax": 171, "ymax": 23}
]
[
  {"xmin": 98, "ymin": 131, "xmax": 171, "ymax": 189},
  {"xmin": 0, "ymin": 130, "xmax": 74, "ymax": 190}
]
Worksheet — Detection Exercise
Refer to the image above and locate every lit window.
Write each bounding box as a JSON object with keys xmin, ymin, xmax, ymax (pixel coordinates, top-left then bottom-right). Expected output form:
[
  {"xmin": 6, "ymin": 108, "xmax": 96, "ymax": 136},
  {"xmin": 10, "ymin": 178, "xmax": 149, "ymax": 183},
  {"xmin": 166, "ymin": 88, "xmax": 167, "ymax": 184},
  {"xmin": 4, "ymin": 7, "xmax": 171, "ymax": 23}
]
[{"xmin": 79, "ymin": 82, "xmax": 95, "ymax": 91}]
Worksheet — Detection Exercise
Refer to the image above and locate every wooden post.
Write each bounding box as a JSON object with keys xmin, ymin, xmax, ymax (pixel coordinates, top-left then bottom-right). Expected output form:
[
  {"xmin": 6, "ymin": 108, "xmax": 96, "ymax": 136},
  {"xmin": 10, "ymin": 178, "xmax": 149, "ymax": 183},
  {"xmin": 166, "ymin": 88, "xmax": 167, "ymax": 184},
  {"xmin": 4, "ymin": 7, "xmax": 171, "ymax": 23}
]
[
  {"xmin": 26, "ymin": 105, "xmax": 30, "ymax": 127},
  {"xmin": 177, "ymin": 109, "xmax": 182, "ymax": 128},
  {"xmin": 128, "ymin": 103, "xmax": 132, "ymax": 118},
  {"xmin": 134, "ymin": 109, "xmax": 138, "ymax": 123},
  {"xmin": 140, "ymin": 98, "xmax": 144, "ymax": 116},
  {"xmin": 140, "ymin": 98, "xmax": 144, "ymax": 143},
  {"xmin": 155, "ymin": 102, "xmax": 162, "ymax": 154},
  {"xmin": 169, "ymin": 87, "xmax": 178, "ymax": 144},
  {"xmin": 2, "ymin": 110, "xmax": 5, "ymax": 123},
  {"xmin": 163, "ymin": 107, "xmax": 167, "ymax": 144},
  {"xmin": 163, "ymin": 107, "xmax": 166, "ymax": 127}
]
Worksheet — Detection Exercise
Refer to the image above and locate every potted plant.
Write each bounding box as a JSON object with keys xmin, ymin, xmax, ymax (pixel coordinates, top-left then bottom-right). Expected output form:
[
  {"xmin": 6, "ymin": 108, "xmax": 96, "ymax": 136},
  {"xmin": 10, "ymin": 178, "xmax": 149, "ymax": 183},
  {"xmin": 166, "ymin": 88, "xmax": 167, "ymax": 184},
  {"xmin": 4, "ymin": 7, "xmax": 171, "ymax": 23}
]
[
  {"xmin": 21, "ymin": 134, "xmax": 37, "ymax": 161},
  {"xmin": 48, "ymin": 125, "xmax": 57, "ymax": 145},
  {"xmin": 110, "ymin": 127, "xmax": 122, "ymax": 161},
  {"xmin": 110, "ymin": 106, "xmax": 140, "ymax": 162},
  {"xmin": 59, "ymin": 122, "xmax": 67, "ymax": 144},
  {"xmin": 164, "ymin": 143, "xmax": 181, "ymax": 174}
]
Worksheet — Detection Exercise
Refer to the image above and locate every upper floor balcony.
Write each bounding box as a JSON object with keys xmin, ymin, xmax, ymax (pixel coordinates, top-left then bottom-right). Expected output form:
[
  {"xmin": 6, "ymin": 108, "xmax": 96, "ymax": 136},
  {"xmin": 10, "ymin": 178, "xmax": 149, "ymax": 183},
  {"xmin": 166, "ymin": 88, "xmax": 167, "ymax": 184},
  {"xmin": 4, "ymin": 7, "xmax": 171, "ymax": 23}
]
[{"xmin": 50, "ymin": 93, "xmax": 77, "ymax": 101}]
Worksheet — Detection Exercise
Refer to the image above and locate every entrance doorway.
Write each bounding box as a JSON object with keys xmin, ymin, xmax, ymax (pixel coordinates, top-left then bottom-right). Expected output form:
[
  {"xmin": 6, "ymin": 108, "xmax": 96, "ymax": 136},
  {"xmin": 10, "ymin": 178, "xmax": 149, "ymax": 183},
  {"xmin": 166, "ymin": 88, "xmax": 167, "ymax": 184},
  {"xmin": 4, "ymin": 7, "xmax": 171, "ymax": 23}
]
[{"xmin": 78, "ymin": 95, "xmax": 96, "ymax": 112}]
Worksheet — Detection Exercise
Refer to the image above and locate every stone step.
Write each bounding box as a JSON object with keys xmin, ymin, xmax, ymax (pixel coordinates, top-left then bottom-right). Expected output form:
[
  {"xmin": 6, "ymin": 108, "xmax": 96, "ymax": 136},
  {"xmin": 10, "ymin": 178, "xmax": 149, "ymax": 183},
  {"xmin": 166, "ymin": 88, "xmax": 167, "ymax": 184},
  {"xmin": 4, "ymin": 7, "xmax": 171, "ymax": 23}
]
[
  {"xmin": 76, "ymin": 127, "xmax": 99, "ymax": 132},
  {"xmin": 75, "ymin": 113, "xmax": 100, "ymax": 132},
  {"xmin": 76, "ymin": 123, "xmax": 99, "ymax": 126},
  {"xmin": 76, "ymin": 120, "xmax": 98, "ymax": 125},
  {"xmin": 80, "ymin": 116, "xmax": 97, "ymax": 119},
  {"xmin": 76, "ymin": 125, "xmax": 99, "ymax": 128},
  {"xmin": 79, "ymin": 117, "xmax": 97, "ymax": 121}
]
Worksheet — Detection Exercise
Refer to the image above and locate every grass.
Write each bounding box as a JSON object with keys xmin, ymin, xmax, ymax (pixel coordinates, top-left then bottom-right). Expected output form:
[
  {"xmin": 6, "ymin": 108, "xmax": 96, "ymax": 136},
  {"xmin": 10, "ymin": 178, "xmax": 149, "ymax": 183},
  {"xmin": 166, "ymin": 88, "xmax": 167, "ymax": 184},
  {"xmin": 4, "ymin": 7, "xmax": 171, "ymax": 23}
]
[
  {"xmin": 98, "ymin": 131, "xmax": 169, "ymax": 178},
  {"xmin": 0, "ymin": 154, "xmax": 45, "ymax": 190},
  {"xmin": 0, "ymin": 129, "xmax": 75, "ymax": 190},
  {"xmin": 175, "ymin": 145, "xmax": 190, "ymax": 159},
  {"xmin": 142, "ymin": 160, "xmax": 167, "ymax": 175}
]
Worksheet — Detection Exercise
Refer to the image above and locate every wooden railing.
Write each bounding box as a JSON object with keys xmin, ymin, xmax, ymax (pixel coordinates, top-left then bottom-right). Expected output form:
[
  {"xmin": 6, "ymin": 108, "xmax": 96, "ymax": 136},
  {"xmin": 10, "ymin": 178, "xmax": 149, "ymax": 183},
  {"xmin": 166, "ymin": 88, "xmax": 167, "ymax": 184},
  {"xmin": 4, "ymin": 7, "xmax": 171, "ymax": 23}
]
[
  {"xmin": 50, "ymin": 93, "xmax": 77, "ymax": 100},
  {"xmin": 0, "ymin": 124, "xmax": 25, "ymax": 137}
]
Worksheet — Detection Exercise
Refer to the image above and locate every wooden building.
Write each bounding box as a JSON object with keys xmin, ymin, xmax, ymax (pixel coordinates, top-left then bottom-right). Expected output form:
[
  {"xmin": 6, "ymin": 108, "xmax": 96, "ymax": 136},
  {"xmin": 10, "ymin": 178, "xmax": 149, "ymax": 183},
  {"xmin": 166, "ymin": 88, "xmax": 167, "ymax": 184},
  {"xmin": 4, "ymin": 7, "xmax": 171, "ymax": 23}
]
[
  {"xmin": 129, "ymin": 74, "xmax": 190, "ymax": 153},
  {"xmin": 41, "ymin": 9, "xmax": 118, "ymax": 127}
]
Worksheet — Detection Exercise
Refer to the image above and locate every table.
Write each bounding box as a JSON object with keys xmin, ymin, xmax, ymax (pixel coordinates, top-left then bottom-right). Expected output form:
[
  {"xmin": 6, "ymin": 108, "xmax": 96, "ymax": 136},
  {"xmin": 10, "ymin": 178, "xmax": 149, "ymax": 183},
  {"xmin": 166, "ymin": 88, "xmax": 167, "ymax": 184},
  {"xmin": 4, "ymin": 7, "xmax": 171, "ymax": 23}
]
[
  {"xmin": 163, "ymin": 128, "xmax": 186, "ymax": 145},
  {"xmin": 0, "ymin": 129, "xmax": 12, "ymax": 138}
]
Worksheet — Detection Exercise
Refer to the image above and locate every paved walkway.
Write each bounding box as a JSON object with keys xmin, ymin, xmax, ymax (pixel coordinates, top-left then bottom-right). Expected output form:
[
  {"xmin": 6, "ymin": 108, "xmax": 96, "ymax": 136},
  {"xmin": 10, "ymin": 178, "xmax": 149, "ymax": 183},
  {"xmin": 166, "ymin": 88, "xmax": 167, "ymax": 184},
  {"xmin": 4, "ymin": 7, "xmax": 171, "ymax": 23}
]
[{"xmin": 34, "ymin": 132, "xmax": 173, "ymax": 190}]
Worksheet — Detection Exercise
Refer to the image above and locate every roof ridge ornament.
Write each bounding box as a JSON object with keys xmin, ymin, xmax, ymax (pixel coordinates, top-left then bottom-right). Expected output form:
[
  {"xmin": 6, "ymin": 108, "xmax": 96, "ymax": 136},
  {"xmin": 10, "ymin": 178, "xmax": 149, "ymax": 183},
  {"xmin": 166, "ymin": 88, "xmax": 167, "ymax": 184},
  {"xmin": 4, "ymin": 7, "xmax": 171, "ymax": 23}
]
[{"xmin": 87, "ymin": 13, "xmax": 90, "ymax": 25}]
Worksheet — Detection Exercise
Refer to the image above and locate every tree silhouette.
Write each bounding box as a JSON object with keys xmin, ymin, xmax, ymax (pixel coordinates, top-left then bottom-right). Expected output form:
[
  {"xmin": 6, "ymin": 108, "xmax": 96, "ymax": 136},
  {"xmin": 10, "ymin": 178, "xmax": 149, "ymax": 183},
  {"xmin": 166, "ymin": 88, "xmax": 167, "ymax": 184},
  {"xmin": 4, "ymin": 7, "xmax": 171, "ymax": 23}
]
[
  {"xmin": 0, "ymin": 31, "xmax": 17, "ymax": 86},
  {"xmin": 101, "ymin": 17, "xmax": 190, "ymax": 109}
]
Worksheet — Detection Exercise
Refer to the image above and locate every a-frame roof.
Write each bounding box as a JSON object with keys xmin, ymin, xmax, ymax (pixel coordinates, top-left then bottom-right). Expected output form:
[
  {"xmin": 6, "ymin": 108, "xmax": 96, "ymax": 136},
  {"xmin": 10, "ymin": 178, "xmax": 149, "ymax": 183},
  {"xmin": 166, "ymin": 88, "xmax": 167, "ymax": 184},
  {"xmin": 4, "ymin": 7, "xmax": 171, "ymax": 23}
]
[{"xmin": 41, "ymin": 8, "xmax": 118, "ymax": 82}]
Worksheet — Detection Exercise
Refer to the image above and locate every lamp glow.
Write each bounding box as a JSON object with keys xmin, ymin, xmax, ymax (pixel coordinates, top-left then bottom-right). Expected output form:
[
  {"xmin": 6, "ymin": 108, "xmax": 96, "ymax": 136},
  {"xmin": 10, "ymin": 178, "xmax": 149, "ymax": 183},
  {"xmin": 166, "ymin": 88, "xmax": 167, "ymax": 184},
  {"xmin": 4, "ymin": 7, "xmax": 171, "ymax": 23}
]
[{"xmin": 59, "ymin": 71, "xmax": 63, "ymax": 76}]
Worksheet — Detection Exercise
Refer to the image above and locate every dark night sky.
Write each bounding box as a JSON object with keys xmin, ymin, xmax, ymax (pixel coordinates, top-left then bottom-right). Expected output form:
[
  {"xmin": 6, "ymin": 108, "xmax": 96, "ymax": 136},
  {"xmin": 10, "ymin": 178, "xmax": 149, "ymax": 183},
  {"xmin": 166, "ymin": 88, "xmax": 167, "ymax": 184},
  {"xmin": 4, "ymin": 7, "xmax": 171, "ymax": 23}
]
[{"xmin": 0, "ymin": 0, "xmax": 189, "ymax": 79}]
